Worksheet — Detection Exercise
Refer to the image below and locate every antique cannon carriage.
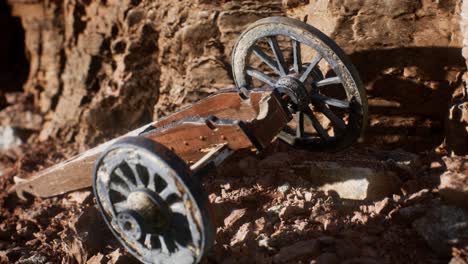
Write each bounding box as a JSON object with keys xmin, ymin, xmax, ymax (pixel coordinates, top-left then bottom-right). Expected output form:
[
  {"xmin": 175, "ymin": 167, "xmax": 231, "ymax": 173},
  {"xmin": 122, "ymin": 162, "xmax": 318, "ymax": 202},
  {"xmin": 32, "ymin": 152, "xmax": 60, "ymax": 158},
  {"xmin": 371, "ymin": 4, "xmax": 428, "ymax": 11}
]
[{"xmin": 14, "ymin": 17, "xmax": 368, "ymax": 264}]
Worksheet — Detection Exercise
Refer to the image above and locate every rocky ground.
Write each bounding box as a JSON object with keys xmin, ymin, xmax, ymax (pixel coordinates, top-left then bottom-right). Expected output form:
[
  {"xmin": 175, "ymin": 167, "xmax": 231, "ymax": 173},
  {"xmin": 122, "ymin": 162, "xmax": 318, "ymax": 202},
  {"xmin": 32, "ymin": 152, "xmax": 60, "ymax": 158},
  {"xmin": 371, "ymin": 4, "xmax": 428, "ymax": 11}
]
[{"xmin": 0, "ymin": 125, "xmax": 467, "ymax": 264}]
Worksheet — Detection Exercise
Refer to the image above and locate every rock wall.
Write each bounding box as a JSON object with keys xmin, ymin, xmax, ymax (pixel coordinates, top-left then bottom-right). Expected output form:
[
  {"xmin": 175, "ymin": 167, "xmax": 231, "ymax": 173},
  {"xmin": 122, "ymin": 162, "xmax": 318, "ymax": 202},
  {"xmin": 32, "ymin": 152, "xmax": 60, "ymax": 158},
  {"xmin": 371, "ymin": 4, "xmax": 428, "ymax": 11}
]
[
  {"xmin": 299, "ymin": 0, "xmax": 465, "ymax": 151},
  {"xmin": 5, "ymin": 0, "xmax": 466, "ymax": 151}
]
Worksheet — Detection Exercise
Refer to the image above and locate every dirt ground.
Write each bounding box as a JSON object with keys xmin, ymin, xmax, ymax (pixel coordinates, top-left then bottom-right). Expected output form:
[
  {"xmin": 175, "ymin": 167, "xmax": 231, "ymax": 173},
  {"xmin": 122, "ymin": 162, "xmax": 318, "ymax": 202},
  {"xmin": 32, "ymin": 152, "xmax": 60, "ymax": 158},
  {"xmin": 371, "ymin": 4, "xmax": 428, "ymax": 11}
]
[{"xmin": 0, "ymin": 134, "xmax": 466, "ymax": 264}]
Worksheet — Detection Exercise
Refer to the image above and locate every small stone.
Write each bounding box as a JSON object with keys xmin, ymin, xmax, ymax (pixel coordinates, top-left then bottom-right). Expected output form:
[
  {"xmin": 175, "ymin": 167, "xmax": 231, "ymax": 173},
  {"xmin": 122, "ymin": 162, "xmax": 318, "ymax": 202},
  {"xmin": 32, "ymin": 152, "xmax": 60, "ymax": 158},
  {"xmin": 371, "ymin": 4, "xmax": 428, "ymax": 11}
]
[
  {"xmin": 221, "ymin": 183, "xmax": 231, "ymax": 191},
  {"xmin": 67, "ymin": 191, "xmax": 92, "ymax": 204},
  {"xmin": 107, "ymin": 248, "xmax": 135, "ymax": 264},
  {"xmin": 214, "ymin": 196, "xmax": 223, "ymax": 203},
  {"xmin": 304, "ymin": 191, "xmax": 313, "ymax": 202},
  {"xmin": 294, "ymin": 219, "xmax": 308, "ymax": 231},
  {"xmin": 316, "ymin": 252, "xmax": 339, "ymax": 264},
  {"xmin": 254, "ymin": 217, "xmax": 266, "ymax": 233},
  {"xmin": 403, "ymin": 66, "xmax": 420, "ymax": 78},
  {"xmin": 351, "ymin": 211, "xmax": 369, "ymax": 224},
  {"xmin": 16, "ymin": 254, "xmax": 47, "ymax": 264},
  {"xmin": 267, "ymin": 205, "xmax": 283, "ymax": 214},
  {"xmin": 224, "ymin": 208, "xmax": 247, "ymax": 229},
  {"xmin": 86, "ymin": 253, "xmax": 106, "ymax": 264},
  {"xmin": 0, "ymin": 126, "xmax": 22, "ymax": 150},
  {"xmin": 430, "ymin": 161, "xmax": 444, "ymax": 170},
  {"xmin": 230, "ymin": 222, "xmax": 254, "ymax": 246},
  {"xmin": 403, "ymin": 189, "xmax": 431, "ymax": 206},
  {"xmin": 279, "ymin": 205, "xmax": 305, "ymax": 220},
  {"xmin": 277, "ymin": 182, "xmax": 291, "ymax": 194},
  {"xmin": 208, "ymin": 193, "xmax": 218, "ymax": 203},
  {"xmin": 273, "ymin": 239, "xmax": 320, "ymax": 263},
  {"xmin": 373, "ymin": 197, "xmax": 391, "ymax": 215},
  {"xmin": 392, "ymin": 194, "xmax": 401, "ymax": 203},
  {"xmin": 257, "ymin": 233, "xmax": 275, "ymax": 250},
  {"xmin": 439, "ymin": 171, "xmax": 468, "ymax": 208}
]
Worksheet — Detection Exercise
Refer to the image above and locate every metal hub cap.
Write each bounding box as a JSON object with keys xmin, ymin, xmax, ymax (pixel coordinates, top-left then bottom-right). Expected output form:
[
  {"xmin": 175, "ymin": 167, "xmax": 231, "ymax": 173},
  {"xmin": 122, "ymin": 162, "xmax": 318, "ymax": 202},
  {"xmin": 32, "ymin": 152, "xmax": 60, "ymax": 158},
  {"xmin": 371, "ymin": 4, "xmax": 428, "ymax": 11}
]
[
  {"xmin": 93, "ymin": 137, "xmax": 213, "ymax": 264},
  {"xmin": 275, "ymin": 75, "xmax": 310, "ymax": 110}
]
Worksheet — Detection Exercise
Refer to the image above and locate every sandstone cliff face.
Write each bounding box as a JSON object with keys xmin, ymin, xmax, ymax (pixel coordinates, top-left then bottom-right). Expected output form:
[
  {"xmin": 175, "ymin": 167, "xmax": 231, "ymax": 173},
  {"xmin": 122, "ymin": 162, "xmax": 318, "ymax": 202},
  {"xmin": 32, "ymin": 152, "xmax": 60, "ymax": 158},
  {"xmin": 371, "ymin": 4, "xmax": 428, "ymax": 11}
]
[{"xmin": 5, "ymin": 0, "xmax": 466, "ymax": 151}]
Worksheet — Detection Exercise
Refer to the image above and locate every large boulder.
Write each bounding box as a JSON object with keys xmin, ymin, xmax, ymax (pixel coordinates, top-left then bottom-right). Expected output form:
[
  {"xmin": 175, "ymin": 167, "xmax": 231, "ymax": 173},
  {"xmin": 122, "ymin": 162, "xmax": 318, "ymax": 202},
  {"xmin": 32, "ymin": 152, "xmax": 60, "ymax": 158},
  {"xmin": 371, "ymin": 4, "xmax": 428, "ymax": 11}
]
[
  {"xmin": 413, "ymin": 205, "xmax": 468, "ymax": 256},
  {"xmin": 295, "ymin": 161, "xmax": 401, "ymax": 201}
]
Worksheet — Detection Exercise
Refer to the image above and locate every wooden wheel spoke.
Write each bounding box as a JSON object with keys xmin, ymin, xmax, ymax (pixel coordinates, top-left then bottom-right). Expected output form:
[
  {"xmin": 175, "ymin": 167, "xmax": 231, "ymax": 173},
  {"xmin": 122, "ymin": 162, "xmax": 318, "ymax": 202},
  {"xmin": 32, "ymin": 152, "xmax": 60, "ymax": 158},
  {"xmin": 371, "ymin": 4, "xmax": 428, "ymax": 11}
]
[
  {"xmin": 246, "ymin": 67, "xmax": 276, "ymax": 87},
  {"xmin": 311, "ymin": 94, "xmax": 350, "ymax": 109},
  {"xmin": 114, "ymin": 167, "xmax": 136, "ymax": 190},
  {"xmin": 252, "ymin": 45, "xmax": 281, "ymax": 75},
  {"xmin": 159, "ymin": 188, "xmax": 172, "ymax": 200},
  {"xmin": 147, "ymin": 172, "xmax": 155, "ymax": 191},
  {"xmin": 317, "ymin": 105, "xmax": 347, "ymax": 131},
  {"xmin": 300, "ymin": 54, "xmax": 322, "ymax": 82},
  {"xmin": 296, "ymin": 111, "xmax": 304, "ymax": 137},
  {"xmin": 109, "ymin": 182, "xmax": 130, "ymax": 197},
  {"xmin": 170, "ymin": 202, "xmax": 186, "ymax": 215},
  {"xmin": 267, "ymin": 36, "xmax": 287, "ymax": 76},
  {"xmin": 113, "ymin": 200, "xmax": 127, "ymax": 212},
  {"xmin": 127, "ymin": 163, "xmax": 144, "ymax": 187},
  {"xmin": 159, "ymin": 235, "xmax": 170, "ymax": 254},
  {"xmin": 304, "ymin": 108, "xmax": 330, "ymax": 140},
  {"xmin": 315, "ymin": 76, "xmax": 341, "ymax": 87},
  {"xmin": 292, "ymin": 39, "xmax": 302, "ymax": 74}
]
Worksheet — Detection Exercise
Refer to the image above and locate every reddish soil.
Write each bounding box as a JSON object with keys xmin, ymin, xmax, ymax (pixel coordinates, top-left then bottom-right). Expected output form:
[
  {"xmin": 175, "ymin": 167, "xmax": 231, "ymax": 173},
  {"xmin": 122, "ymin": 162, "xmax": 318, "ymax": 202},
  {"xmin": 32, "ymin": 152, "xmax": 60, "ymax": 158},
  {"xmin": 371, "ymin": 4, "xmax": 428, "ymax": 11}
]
[{"xmin": 0, "ymin": 138, "xmax": 466, "ymax": 264}]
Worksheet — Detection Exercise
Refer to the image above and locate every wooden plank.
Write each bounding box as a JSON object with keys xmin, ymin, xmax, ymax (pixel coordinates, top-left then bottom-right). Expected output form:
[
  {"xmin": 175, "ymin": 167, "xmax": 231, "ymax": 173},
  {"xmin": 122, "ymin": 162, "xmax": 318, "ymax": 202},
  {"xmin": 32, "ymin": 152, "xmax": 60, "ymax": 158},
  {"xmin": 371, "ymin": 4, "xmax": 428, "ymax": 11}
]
[
  {"xmin": 12, "ymin": 122, "xmax": 154, "ymax": 198},
  {"xmin": 12, "ymin": 89, "xmax": 291, "ymax": 198},
  {"xmin": 144, "ymin": 119, "xmax": 252, "ymax": 163},
  {"xmin": 149, "ymin": 90, "xmax": 266, "ymax": 129}
]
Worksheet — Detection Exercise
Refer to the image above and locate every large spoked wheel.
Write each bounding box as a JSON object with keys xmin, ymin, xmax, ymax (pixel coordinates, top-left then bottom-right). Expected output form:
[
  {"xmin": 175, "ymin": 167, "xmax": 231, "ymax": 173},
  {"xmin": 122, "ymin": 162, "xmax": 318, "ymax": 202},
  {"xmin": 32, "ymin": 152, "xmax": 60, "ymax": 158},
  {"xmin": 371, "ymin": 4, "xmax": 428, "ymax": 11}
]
[
  {"xmin": 232, "ymin": 17, "xmax": 368, "ymax": 151},
  {"xmin": 93, "ymin": 137, "xmax": 213, "ymax": 264}
]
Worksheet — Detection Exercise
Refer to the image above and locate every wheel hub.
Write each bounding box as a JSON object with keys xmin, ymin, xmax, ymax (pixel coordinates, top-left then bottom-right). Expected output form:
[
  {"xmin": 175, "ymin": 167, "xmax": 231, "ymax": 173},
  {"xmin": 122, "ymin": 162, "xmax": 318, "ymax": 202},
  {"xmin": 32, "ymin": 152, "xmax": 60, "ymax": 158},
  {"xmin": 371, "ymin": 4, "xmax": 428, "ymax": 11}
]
[
  {"xmin": 275, "ymin": 76, "xmax": 310, "ymax": 110},
  {"xmin": 119, "ymin": 190, "xmax": 172, "ymax": 240},
  {"xmin": 117, "ymin": 210, "xmax": 144, "ymax": 241}
]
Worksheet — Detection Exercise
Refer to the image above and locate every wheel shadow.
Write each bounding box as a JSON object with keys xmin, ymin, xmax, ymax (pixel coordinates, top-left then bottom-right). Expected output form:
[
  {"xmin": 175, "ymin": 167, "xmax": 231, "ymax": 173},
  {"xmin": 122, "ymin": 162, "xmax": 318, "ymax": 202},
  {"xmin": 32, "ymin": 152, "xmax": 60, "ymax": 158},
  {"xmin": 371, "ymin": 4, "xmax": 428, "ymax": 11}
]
[{"xmin": 349, "ymin": 47, "xmax": 465, "ymax": 152}]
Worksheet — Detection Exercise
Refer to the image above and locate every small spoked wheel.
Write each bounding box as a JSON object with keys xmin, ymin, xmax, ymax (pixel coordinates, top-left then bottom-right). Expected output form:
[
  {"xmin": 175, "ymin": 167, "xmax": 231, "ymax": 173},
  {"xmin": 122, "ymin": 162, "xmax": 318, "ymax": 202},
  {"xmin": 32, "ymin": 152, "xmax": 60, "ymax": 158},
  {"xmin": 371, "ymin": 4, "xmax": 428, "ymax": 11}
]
[
  {"xmin": 232, "ymin": 17, "xmax": 368, "ymax": 151},
  {"xmin": 93, "ymin": 137, "xmax": 213, "ymax": 264}
]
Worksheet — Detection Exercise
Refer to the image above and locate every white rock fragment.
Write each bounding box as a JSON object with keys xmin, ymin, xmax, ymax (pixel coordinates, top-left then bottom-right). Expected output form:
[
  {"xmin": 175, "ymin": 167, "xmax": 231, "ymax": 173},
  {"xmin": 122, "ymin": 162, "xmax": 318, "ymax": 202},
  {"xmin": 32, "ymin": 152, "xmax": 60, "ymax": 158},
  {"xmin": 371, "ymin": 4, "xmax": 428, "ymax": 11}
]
[
  {"xmin": 277, "ymin": 182, "xmax": 291, "ymax": 194},
  {"xmin": 0, "ymin": 126, "xmax": 22, "ymax": 150}
]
